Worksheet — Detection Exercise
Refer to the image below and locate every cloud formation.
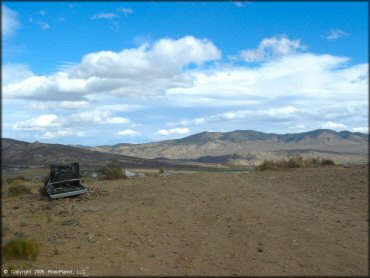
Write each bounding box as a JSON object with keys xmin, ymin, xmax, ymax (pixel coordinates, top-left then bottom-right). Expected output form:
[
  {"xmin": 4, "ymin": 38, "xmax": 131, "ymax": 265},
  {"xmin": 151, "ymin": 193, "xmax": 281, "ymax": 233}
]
[
  {"xmin": 237, "ymin": 35, "xmax": 306, "ymax": 62},
  {"xmin": 92, "ymin": 13, "xmax": 119, "ymax": 20},
  {"xmin": 326, "ymin": 29, "xmax": 349, "ymax": 40},
  {"xmin": 320, "ymin": 121, "xmax": 347, "ymax": 130},
  {"xmin": 3, "ymin": 35, "xmax": 368, "ymax": 141},
  {"xmin": 155, "ymin": 128, "xmax": 190, "ymax": 135},
  {"xmin": 3, "ymin": 36, "xmax": 221, "ymax": 101},
  {"xmin": 2, "ymin": 5, "xmax": 21, "ymax": 37},
  {"xmin": 118, "ymin": 7, "xmax": 133, "ymax": 14},
  {"xmin": 117, "ymin": 129, "xmax": 140, "ymax": 136}
]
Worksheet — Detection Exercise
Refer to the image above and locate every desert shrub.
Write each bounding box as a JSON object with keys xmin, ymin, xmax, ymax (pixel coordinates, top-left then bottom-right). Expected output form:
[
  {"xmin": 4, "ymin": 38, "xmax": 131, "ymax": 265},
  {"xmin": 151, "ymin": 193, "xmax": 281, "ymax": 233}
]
[
  {"xmin": 257, "ymin": 156, "xmax": 334, "ymax": 170},
  {"xmin": 259, "ymin": 160, "xmax": 277, "ymax": 170},
  {"xmin": 7, "ymin": 175, "xmax": 26, "ymax": 184},
  {"xmin": 99, "ymin": 162, "xmax": 128, "ymax": 180},
  {"xmin": 159, "ymin": 168, "xmax": 164, "ymax": 174},
  {"xmin": 321, "ymin": 159, "xmax": 335, "ymax": 166},
  {"xmin": 8, "ymin": 184, "xmax": 32, "ymax": 197},
  {"xmin": 3, "ymin": 238, "xmax": 40, "ymax": 260},
  {"xmin": 287, "ymin": 156, "xmax": 303, "ymax": 168}
]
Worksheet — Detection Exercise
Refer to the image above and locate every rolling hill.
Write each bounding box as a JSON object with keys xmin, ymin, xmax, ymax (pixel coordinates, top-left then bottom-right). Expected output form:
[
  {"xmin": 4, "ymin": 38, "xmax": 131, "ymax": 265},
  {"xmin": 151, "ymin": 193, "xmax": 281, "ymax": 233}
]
[
  {"xmin": 88, "ymin": 129, "xmax": 368, "ymax": 161},
  {"xmin": 1, "ymin": 138, "xmax": 209, "ymax": 169}
]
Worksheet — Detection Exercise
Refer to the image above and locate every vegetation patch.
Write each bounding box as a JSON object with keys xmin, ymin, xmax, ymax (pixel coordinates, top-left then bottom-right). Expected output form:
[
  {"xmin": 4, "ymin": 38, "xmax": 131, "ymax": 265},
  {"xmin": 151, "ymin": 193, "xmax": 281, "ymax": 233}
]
[
  {"xmin": 99, "ymin": 162, "xmax": 128, "ymax": 180},
  {"xmin": 7, "ymin": 175, "xmax": 27, "ymax": 184},
  {"xmin": 8, "ymin": 184, "xmax": 32, "ymax": 197},
  {"xmin": 3, "ymin": 238, "xmax": 40, "ymax": 260},
  {"xmin": 257, "ymin": 156, "xmax": 335, "ymax": 170}
]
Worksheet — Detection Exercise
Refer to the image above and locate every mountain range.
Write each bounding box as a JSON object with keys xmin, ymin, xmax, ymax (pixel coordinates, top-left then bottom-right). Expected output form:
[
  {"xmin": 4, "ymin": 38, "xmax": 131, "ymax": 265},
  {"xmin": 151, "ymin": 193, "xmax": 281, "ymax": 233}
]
[
  {"xmin": 2, "ymin": 129, "xmax": 368, "ymax": 168},
  {"xmin": 88, "ymin": 129, "xmax": 368, "ymax": 161}
]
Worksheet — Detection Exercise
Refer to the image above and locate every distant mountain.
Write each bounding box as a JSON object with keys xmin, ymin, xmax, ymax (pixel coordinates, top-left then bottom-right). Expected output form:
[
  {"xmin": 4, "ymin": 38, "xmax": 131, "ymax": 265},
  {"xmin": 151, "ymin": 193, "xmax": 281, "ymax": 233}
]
[
  {"xmin": 2, "ymin": 129, "xmax": 368, "ymax": 168},
  {"xmin": 87, "ymin": 129, "xmax": 368, "ymax": 160},
  {"xmin": 1, "ymin": 138, "xmax": 207, "ymax": 169}
]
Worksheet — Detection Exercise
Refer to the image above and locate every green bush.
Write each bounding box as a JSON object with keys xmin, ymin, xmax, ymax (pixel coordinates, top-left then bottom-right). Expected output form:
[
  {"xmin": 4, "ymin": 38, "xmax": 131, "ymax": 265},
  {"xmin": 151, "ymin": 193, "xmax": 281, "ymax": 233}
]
[
  {"xmin": 8, "ymin": 184, "xmax": 32, "ymax": 197},
  {"xmin": 321, "ymin": 159, "xmax": 335, "ymax": 166},
  {"xmin": 159, "ymin": 168, "xmax": 164, "ymax": 174},
  {"xmin": 3, "ymin": 238, "xmax": 40, "ymax": 260},
  {"xmin": 99, "ymin": 162, "xmax": 128, "ymax": 180}
]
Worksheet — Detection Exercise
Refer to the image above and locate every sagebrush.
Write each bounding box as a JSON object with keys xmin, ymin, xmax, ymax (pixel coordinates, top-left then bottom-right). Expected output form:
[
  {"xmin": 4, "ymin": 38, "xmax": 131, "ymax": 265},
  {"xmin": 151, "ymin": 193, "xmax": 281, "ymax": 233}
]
[{"xmin": 258, "ymin": 156, "xmax": 335, "ymax": 170}]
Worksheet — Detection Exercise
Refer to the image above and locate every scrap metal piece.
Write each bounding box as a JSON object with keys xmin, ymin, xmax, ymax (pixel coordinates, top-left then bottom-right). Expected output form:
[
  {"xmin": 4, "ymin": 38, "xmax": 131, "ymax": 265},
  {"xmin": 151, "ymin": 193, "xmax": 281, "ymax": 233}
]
[{"xmin": 44, "ymin": 163, "xmax": 88, "ymax": 199}]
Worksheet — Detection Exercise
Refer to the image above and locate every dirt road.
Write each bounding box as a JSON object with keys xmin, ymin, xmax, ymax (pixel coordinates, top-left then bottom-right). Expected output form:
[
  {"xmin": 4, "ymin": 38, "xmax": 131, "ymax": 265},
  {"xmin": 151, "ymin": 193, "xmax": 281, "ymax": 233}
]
[{"xmin": 2, "ymin": 165, "xmax": 368, "ymax": 276}]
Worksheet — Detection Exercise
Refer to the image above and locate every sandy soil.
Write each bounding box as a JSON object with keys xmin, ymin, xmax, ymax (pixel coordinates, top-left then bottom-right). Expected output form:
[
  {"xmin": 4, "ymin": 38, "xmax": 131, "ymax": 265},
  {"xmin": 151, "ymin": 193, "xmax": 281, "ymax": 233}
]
[{"xmin": 2, "ymin": 165, "xmax": 368, "ymax": 276}]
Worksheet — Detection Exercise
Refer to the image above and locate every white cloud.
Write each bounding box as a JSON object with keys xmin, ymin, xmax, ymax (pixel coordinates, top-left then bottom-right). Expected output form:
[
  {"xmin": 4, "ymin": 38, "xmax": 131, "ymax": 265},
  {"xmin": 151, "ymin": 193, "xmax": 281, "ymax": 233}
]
[
  {"xmin": 13, "ymin": 114, "xmax": 60, "ymax": 131},
  {"xmin": 67, "ymin": 110, "xmax": 129, "ymax": 125},
  {"xmin": 169, "ymin": 106, "xmax": 300, "ymax": 127},
  {"xmin": 118, "ymin": 7, "xmax": 133, "ymax": 14},
  {"xmin": 2, "ymin": 5, "xmax": 21, "ymax": 37},
  {"xmin": 28, "ymin": 101, "xmax": 90, "ymax": 110},
  {"xmin": 237, "ymin": 35, "xmax": 306, "ymax": 62},
  {"xmin": 12, "ymin": 109, "xmax": 129, "ymax": 139},
  {"xmin": 326, "ymin": 29, "xmax": 349, "ymax": 40},
  {"xmin": 92, "ymin": 13, "xmax": 119, "ymax": 20},
  {"xmin": 39, "ymin": 129, "xmax": 85, "ymax": 139},
  {"xmin": 3, "ymin": 36, "xmax": 221, "ymax": 101},
  {"xmin": 353, "ymin": 127, "xmax": 368, "ymax": 133},
  {"xmin": 117, "ymin": 129, "xmax": 140, "ymax": 136},
  {"xmin": 155, "ymin": 127, "xmax": 190, "ymax": 135},
  {"xmin": 3, "ymin": 64, "xmax": 34, "ymax": 85},
  {"xmin": 320, "ymin": 121, "xmax": 347, "ymax": 130}
]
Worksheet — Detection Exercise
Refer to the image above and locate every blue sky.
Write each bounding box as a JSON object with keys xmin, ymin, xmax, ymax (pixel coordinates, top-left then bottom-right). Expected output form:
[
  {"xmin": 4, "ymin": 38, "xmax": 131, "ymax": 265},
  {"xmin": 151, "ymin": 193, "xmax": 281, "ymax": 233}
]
[{"xmin": 2, "ymin": 1, "xmax": 369, "ymax": 145}]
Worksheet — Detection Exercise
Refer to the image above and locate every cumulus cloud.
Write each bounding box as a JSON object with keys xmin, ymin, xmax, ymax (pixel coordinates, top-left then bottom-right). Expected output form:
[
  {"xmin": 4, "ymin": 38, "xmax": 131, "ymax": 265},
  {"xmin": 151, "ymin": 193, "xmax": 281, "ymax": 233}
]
[
  {"xmin": 353, "ymin": 127, "xmax": 368, "ymax": 133},
  {"xmin": 237, "ymin": 35, "xmax": 306, "ymax": 62},
  {"xmin": 2, "ymin": 5, "xmax": 21, "ymax": 37},
  {"xmin": 117, "ymin": 129, "xmax": 140, "ymax": 136},
  {"xmin": 155, "ymin": 128, "xmax": 190, "ymax": 135},
  {"xmin": 3, "ymin": 36, "xmax": 221, "ymax": 101},
  {"xmin": 3, "ymin": 64, "xmax": 34, "ymax": 85},
  {"xmin": 13, "ymin": 114, "xmax": 60, "ymax": 131},
  {"xmin": 326, "ymin": 29, "xmax": 349, "ymax": 40},
  {"xmin": 165, "ymin": 53, "xmax": 366, "ymax": 109},
  {"xmin": 12, "ymin": 109, "xmax": 130, "ymax": 139},
  {"xmin": 320, "ymin": 121, "xmax": 347, "ymax": 130},
  {"xmin": 92, "ymin": 13, "xmax": 119, "ymax": 20},
  {"xmin": 3, "ymin": 35, "xmax": 368, "ymax": 142}
]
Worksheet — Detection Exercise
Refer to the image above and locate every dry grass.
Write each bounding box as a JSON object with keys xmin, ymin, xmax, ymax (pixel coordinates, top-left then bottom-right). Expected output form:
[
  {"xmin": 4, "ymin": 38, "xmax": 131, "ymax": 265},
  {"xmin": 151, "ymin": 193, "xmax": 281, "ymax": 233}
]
[
  {"xmin": 8, "ymin": 183, "xmax": 32, "ymax": 197},
  {"xmin": 3, "ymin": 238, "xmax": 40, "ymax": 260}
]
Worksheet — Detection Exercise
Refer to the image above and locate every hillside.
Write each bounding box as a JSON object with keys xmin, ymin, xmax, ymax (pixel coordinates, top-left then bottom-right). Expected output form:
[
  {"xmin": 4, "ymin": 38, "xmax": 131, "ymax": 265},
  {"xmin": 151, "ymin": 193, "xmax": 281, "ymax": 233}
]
[
  {"xmin": 1, "ymin": 139, "xmax": 208, "ymax": 169},
  {"xmin": 88, "ymin": 129, "xmax": 368, "ymax": 160}
]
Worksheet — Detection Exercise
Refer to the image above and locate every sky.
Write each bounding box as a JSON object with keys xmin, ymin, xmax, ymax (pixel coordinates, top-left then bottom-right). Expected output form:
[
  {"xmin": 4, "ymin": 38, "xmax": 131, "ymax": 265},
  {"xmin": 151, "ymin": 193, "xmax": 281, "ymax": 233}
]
[{"xmin": 2, "ymin": 1, "xmax": 369, "ymax": 146}]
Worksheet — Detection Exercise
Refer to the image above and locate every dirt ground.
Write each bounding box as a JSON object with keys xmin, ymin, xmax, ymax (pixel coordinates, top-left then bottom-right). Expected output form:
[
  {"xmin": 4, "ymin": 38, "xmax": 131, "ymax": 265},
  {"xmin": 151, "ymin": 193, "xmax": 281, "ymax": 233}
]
[{"xmin": 2, "ymin": 165, "xmax": 368, "ymax": 276}]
